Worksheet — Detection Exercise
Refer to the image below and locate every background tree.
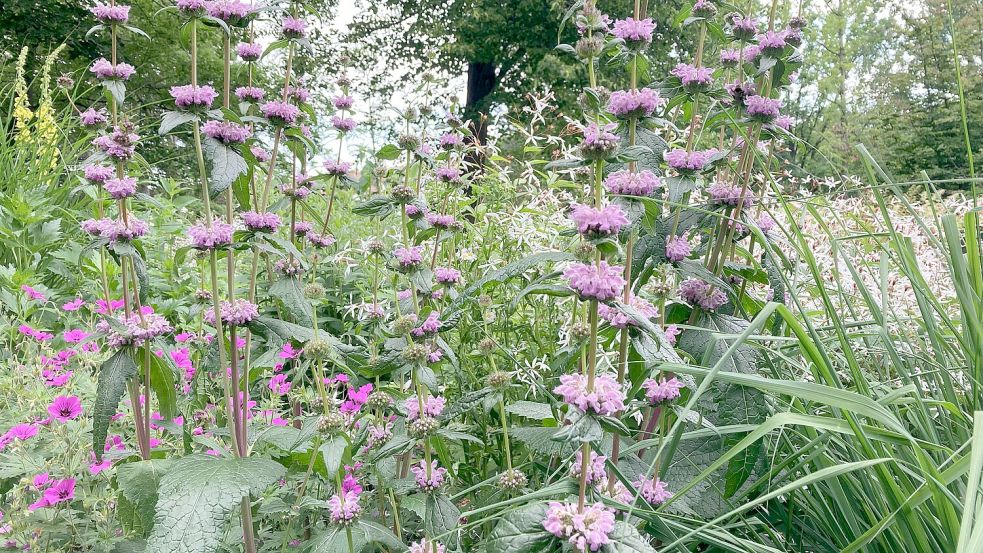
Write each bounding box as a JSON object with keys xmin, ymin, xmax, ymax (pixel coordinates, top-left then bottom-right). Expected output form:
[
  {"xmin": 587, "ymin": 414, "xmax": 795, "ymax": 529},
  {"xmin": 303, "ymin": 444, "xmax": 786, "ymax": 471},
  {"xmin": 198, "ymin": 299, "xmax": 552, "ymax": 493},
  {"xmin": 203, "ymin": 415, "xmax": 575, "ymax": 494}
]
[{"xmin": 340, "ymin": 0, "xmax": 694, "ymax": 145}]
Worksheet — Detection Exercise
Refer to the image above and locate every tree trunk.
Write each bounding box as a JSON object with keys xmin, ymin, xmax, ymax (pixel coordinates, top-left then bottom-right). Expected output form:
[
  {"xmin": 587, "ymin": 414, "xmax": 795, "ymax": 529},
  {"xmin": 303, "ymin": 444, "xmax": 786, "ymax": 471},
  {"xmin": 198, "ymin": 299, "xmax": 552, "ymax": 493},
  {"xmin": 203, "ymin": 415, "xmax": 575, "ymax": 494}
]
[
  {"xmin": 463, "ymin": 60, "xmax": 497, "ymax": 204},
  {"xmin": 464, "ymin": 60, "xmax": 497, "ymax": 153}
]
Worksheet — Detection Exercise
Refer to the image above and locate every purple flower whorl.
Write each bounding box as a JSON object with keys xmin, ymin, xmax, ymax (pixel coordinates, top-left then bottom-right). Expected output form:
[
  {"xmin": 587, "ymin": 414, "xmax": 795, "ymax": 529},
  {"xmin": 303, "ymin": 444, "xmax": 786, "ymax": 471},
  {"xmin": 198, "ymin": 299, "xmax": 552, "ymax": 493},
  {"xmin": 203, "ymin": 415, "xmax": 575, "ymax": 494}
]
[{"xmin": 564, "ymin": 262, "xmax": 626, "ymax": 302}]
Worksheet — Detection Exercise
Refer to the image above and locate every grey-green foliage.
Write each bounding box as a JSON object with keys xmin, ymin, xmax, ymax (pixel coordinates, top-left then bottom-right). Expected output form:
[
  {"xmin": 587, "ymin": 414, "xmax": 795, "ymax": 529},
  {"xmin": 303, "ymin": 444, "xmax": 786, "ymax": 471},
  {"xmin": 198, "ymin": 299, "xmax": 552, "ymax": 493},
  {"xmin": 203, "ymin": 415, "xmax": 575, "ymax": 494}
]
[
  {"xmin": 92, "ymin": 350, "xmax": 138, "ymax": 458},
  {"xmin": 485, "ymin": 502, "xmax": 555, "ymax": 553},
  {"xmin": 116, "ymin": 459, "xmax": 174, "ymax": 536},
  {"xmin": 307, "ymin": 520, "xmax": 404, "ymax": 553},
  {"xmin": 144, "ymin": 455, "xmax": 286, "ymax": 552},
  {"xmin": 668, "ymin": 312, "xmax": 768, "ymax": 517}
]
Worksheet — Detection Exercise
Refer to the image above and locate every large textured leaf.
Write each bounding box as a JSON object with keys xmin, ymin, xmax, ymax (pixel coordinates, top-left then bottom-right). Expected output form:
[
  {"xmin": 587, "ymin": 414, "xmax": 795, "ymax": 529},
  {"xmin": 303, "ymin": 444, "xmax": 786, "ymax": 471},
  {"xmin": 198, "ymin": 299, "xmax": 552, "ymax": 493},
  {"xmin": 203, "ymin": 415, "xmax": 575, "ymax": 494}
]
[
  {"xmin": 506, "ymin": 401, "xmax": 556, "ymax": 421},
  {"xmin": 248, "ymin": 316, "xmax": 358, "ymax": 358},
  {"xmin": 104, "ymin": 79, "xmax": 126, "ymax": 105},
  {"xmin": 92, "ymin": 350, "xmax": 138, "ymax": 459},
  {"xmin": 352, "ymin": 195, "xmax": 397, "ymax": 218},
  {"xmin": 116, "ymin": 459, "xmax": 174, "ymax": 536},
  {"xmin": 510, "ymin": 427, "xmax": 573, "ymax": 457},
  {"xmin": 158, "ymin": 110, "xmax": 198, "ymax": 135},
  {"xmin": 666, "ymin": 313, "xmax": 767, "ymax": 517},
  {"xmin": 603, "ymin": 521, "xmax": 658, "ymax": 552},
  {"xmin": 203, "ymin": 137, "xmax": 247, "ymax": 196},
  {"xmin": 308, "ymin": 520, "xmax": 404, "ymax": 553},
  {"xmin": 607, "ymin": 127, "xmax": 667, "ymax": 173},
  {"xmin": 486, "ymin": 502, "xmax": 556, "ymax": 553},
  {"xmin": 320, "ymin": 435, "xmax": 348, "ymax": 477},
  {"xmin": 145, "ymin": 455, "xmax": 286, "ymax": 552},
  {"xmin": 269, "ymin": 277, "xmax": 313, "ymax": 326},
  {"xmin": 425, "ymin": 493, "xmax": 460, "ymax": 537},
  {"xmin": 147, "ymin": 351, "xmax": 177, "ymax": 422}
]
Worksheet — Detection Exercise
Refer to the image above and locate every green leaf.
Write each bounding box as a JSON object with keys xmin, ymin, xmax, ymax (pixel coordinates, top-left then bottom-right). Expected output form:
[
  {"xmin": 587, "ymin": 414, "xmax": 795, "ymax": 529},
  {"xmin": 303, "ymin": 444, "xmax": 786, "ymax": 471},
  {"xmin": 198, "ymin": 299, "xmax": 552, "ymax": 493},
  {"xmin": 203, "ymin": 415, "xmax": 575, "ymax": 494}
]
[
  {"xmin": 442, "ymin": 251, "xmax": 574, "ymax": 322},
  {"xmin": 439, "ymin": 387, "xmax": 493, "ymax": 420},
  {"xmin": 544, "ymin": 157, "xmax": 589, "ymax": 171},
  {"xmin": 603, "ymin": 521, "xmax": 657, "ymax": 552},
  {"xmin": 232, "ymin": 169, "xmax": 252, "ymax": 211},
  {"xmin": 269, "ymin": 277, "xmax": 313, "ymax": 326},
  {"xmin": 436, "ymin": 429, "xmax": 484, "ymax": 444},
  {"xmin": 553, "ymin": 410, "xmax": 603, "ymax": 443},
  {"xmin": 369, "ymin": 433, "xmax": 415, "ymax": 463},
  {"xmin": 510, "ymin": 427, "xmax": 572, "ymax": 457},
  {"xmin": 375, "ymin": 144, "xmax": 402, "ymax": 160},
  {"xmin": 116, "ymin": 459, "xmax": 174, "ymax": 536},
  {"xmin": 666, "ymin": 313, "xmax": 767, "ymax": 516},
  {"xmin": 425, "ymin": 493, "xmax": 460, "ymax": 537},
  {"xmin": 158, "ymin": 111, "xmax": 198, "ymax": 135},
  {"xmin": 92, "ymin": 351, "xmax": 138, "ymax": 459},
  {"xmin": 247, "ymin": 317, "xmax": 358, "ymax": 358},
  {"xmin": 486, "ymin": 502, "xmax": 555, "ymax": 553},
  {"xmin": 320, "ymin": 435, "xmax": 348, "ymax": 477},
  {"xmin": 306, "ymin": 527, "xmax": 350, "ymax": 553},
  {"xmin": 609, "ymin": 127, "xmax": 667, "ymax": 173},
  {"xmin": 104, "ymin": 80, "xmax": 126, "ymax": 106},
  {"xmin": 145, "ymin": 455, "xmax": 286, "ymax": 552},
  {"xmin": 308, "ymin": 520, "xmax": 405, "ymax": 553},
  {"xmin": 352, "ymin": 195, "xmax": 397, "ymax": 218},
  {"xmin": 203, "ymin": 137, "xmax": 247, "ymax": 196},
  {"xmin": 506, "ymin": 401, "xmax": 555, "ymax": 420},
  {"xmin": 147, "ymin": 350, "xmax": 177, "ymax": 422},
  {"xmin": 354, "ymin": 520, "xmax": 404, "ymax": 549}
]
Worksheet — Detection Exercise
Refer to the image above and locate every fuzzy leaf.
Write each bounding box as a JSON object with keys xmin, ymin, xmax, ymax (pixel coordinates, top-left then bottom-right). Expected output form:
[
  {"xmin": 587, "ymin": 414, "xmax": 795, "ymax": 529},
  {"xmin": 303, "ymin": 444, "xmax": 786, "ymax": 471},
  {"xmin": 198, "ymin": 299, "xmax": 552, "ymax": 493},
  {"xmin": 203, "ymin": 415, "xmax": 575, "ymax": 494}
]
[
  {"xmin": 486, "ymin": 502, "xmax": 555, "ymax": 553},
  {"xmin": 375, "ymin": 144, "xmax": 402, "ymax": 160},
  {"xmin": 442, "ymin": 251, "xmax": 574, "ymax": 322},
  {"xmin": 145, "ymin": 455, "xmax": 286, "ymax": 552},
  {"xmin": 104, "ymin": 79, "xmax": 126, "ymax": 105},
  {"xmin": 269, "ymin": 277, "xmax": 313, "ymax": 326},
  {"xmin": 352, "ymin": 195, "xmax": 396, "ymax": 218},
  {"xmin": 603, "ymin": 521, "xmax": 658, "ymax": 552},
  {"xmin": 116, "ymin": 459, "xmax": 174, "ymax": 536},
  {"xmin": 158, "ymin": 110, "xmax": 198, "ymax": 135},
  {"xmin": 147, "ymin": 351, "xmax": 177, "ymax": 422},
  {"xmin": 320, "ymin": 435, "xmax": 348, "ymax": 478},
  {"xmin": 308, "ymin": 520, "xmax": 404, "ymax": 552},
  {"xmin": 506, "ymin": 401, "xmax": 556, "ymax": 421},
  {"xmin": 425, "ymin": 493, "xmax": 460, "ymax": 537},
  {"xmin": 203, "ymin": 137, "xmax": 247, "ymax": 196},
  {"xmin": 666, "ymin": 313, "xmax": 767, "ymax": 517},
  {"xmin": 510, "ymin": 427, "xmax": 573, "ymax": 457},
  {"xmin": 92, "ymin": 350, "xmax": 138, "ymax": 459}
]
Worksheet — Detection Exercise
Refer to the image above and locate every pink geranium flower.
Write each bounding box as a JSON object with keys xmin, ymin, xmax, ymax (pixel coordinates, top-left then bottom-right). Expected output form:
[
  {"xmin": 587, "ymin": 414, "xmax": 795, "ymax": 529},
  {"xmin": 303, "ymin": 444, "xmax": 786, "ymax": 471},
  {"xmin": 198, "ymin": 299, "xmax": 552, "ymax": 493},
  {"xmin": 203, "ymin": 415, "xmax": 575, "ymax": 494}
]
[
  {"xmin": 48, "ymin": 395, "xmax": 83, "ymax": 422},
  {"xmin": 62, "ymin": 297, "xmax": 86, "ymax": 311}
]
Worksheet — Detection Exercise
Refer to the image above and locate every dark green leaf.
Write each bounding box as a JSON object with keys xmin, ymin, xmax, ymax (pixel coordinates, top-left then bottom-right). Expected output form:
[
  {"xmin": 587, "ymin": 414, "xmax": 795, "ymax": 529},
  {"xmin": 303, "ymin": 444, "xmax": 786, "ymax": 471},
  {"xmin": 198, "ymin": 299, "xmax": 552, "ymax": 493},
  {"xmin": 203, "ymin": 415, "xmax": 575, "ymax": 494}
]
[
  {"xmin": 145, "ymin": 455, "xmax": 286, "ymax": 552},
  {"xmin": 92, "ymin": 350, "xmax": 138, "ymax": 459},
  {"xmin": 486, "ymin": 502, "xmax": 555, "ymax": 553},
  {"xmin": 116, "ymin": 459, "xmax": 174, "ymax": 537},
  {"xmin": 158, "ymin": 111, "xmax": 198, "ymax": 135}
]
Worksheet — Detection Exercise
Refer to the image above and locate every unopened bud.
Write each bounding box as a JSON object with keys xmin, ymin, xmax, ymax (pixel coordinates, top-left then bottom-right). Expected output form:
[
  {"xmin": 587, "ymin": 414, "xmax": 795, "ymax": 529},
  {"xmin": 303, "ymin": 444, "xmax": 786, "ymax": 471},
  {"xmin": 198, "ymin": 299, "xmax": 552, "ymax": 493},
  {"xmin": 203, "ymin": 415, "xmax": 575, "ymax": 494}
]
[
  {"xmin": 391, "ymin": 185, "xmax": 415, "ymax": 204},
  {"xmin": 304, "ymin": 339, "xmax": 332, "ymax": 361},
  {"xmin": 397, "ymin": 133, "xmax": 421, "ymax": 151},
  {"xmin": 304, "ymin": 282, "xmax": 325, "ymax": 299},
  {"xmin": 408, "ymin": 415, "xmax": 440, "ymax": 438},
  {"xmin": 318, "ymin": 410, "xmax": 345, "ymax": 434},
  {"xmin": 498, "ymin": 468, "xmax": 528, "ymax": 491},
  {"xmin": 570, "ymin": 322, "xmax": 591, "ymax": 340},
  {"xmin": 486, "ymin": 371, "xmax": 511, "ymax": 390},
  {"xmin": 401, "ymin": 343, "xmax": 431, "ymax": 364},
  {"xmin": 479, "ymin": 338, "xmax": 496, "ymax": 354}
]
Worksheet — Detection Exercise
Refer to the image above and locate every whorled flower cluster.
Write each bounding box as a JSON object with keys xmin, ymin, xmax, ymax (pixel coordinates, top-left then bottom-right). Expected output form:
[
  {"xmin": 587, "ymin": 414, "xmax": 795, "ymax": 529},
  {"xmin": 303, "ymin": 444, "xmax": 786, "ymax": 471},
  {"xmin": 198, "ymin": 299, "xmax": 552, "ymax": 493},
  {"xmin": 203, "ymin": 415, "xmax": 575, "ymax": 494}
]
[
  {"xmin": 542, "ymin": 501, "xmax": 616, "ymax": 552},
  {"xmin": 203, "ymin": 299, "xmax": 259, "ymax": 327},
  {"xmin": 564, "ymin": 261, "xmax": 626, "ymax": 302},
  {"xmin": 553, "ymin": 373, "xmax": 626, "ymax": 416}
]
